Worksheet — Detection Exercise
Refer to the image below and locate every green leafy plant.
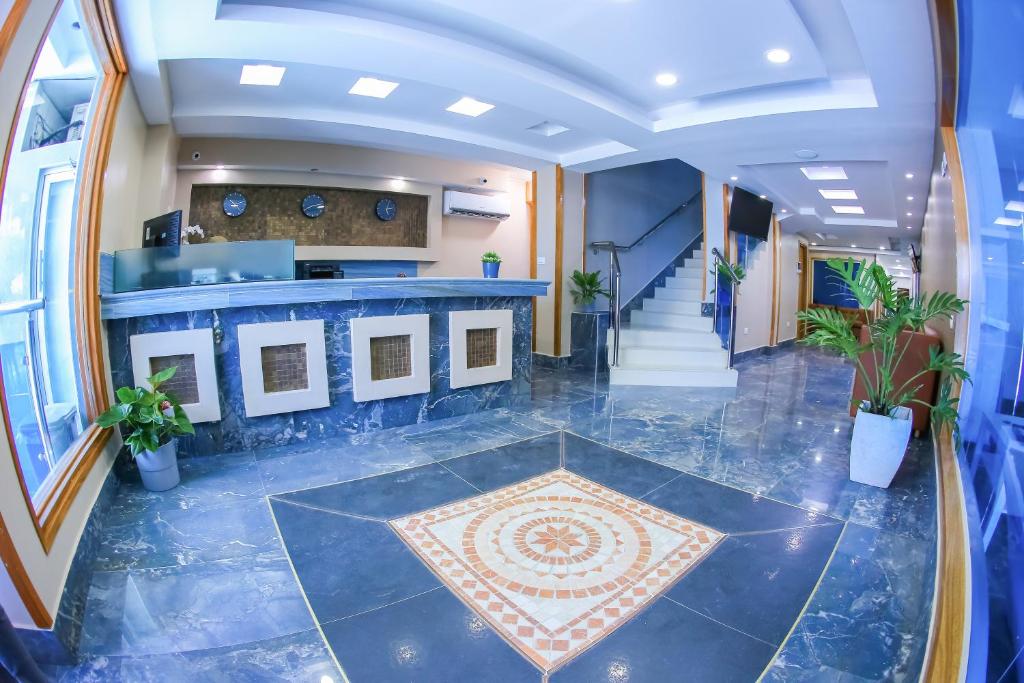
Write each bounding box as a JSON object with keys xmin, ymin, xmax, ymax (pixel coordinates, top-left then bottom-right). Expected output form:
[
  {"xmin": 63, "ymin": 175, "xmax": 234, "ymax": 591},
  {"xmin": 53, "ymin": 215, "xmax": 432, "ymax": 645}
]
[
  {"xmin": 481, "ymin": 251, "xmax": 502, "ymax": 263},
  {"xmin": 796, "ymin": 258, "xmax": 969, "ymax": 444},
  {"xmin": 95, "ymin": 366, "xmax": 195, "ymax": 458},
  {"xmin": 716, "ymin": 260, "xmax": 746, "ymax": 282},
  {"xmin": 569, "ymin": 269, "xmax": 611, "ymax": 305}
]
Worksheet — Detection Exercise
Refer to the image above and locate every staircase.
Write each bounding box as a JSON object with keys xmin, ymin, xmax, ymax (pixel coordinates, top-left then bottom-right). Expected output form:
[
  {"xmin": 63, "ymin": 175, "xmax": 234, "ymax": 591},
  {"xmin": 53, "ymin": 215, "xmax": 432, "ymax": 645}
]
[{"xmin": 609, "ymin": 243, "xmax": 739, "ymax": 387}]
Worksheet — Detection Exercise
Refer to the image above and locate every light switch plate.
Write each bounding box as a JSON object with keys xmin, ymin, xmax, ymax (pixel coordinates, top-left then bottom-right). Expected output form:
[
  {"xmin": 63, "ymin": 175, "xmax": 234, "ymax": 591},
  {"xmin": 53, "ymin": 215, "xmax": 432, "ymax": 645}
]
[{"xmin": 537, "ymin": 256, "xmax": 547, "ymax": 265}]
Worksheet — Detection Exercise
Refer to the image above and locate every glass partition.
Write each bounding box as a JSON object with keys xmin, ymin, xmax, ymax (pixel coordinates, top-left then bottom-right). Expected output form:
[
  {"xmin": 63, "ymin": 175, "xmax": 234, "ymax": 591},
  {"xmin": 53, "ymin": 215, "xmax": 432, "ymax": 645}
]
[
  {"xmin": 113, "ymin": 240, "xmax": 296, "ymax": 293},
  {"xmin": 955, "ymin": 1, "xmax": 1024, "ymax": 679}
]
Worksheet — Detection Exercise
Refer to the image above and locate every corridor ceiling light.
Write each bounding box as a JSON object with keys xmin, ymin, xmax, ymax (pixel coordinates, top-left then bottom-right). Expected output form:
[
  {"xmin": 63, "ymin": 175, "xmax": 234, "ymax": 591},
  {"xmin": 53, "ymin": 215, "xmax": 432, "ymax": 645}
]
[
  {"xmin": 905, "ymin": 172, "xmax": 915, "ymax": 179},
  {"xmin": 348, "ymin": 77, "xmax": 399, "ymax": 98},
  {"xmin": 906, "ymin": 195, "xmax": 914, "ymax": 201},
  {"xmin": 832, "ymin": 205, "xmax": 865, "ymax": 214},
  {"xmin": 850, "ymin": 244, "xmax": 857, "ymax": 248},
  {"xmin": 995, "ymin": 216, "xmax": 1023, "ymax": 227},
  {"xmin": 1005, "ymin": 200, "xmax": 1024, "ymax": 212},
  {"xmin": 801, "ymin": 166, "xmax": 847, "ymax": 180},
  {"xmin": 447, "ymin": 97, "xmax": 495, "ymax": 117},
  {"xmin": 655, "ymin": 72, "xmax": 678, "ymax": 86},
  {"xmin": 239, "ymin": 64, "xmax": 285, "ymax": 86},
  {"xmin": 765, "ymin": 48, "xmax": 792, "ymax": 64},
  {"xmin": 818, "ymin": 189, "xmax": 858, "ymax": 200},
  {"xmin": 780, "ymin": 208, "xmax": 788, "ymax": 213},
  {"xmin": 906, "ymin": 225, "xmax": 913, "ymax": 229},
  {"xmin": 759, "ymin": 194, "xmax": 767, "ymax": 199},
  {"xmin": 730, "ymin": 175, "xmax": 739, "ymax": 181},
  {"xmin": 810, "ymin": 242, "xmax": 818, "ymax": 245},
  {"xmin": 906, "ymin": 212, "xmax": 913, "ymax": 216}
]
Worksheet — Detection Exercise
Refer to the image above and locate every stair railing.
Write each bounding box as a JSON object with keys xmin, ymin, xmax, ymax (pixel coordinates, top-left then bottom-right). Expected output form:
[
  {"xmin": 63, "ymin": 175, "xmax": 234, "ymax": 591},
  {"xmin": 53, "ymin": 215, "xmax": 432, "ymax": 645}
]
[
  {"xmin": 711, "ymin": 247, "xmax": 741, "ymax": 368},
  {"xmin": 589, "ymin": 190, "xmax": 702, "ymax": 368}
]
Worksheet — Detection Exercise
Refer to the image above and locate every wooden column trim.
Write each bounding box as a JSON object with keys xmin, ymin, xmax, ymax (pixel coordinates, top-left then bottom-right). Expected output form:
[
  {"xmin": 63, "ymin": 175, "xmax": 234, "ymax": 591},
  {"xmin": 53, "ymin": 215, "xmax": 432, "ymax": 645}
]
[
  {"xmin": 553, "ymin": 164, "xmax": 564, "ymax": 357},
  {"xmin": 0, "ymin": 0, "xmax": 30, "ymax": 68},
  {"xmin": 769, "ymin": 215, "xmax": 781, "ymax": 346},
  {"xmin": 722, "ymin": 184, "xmax": 731, "ymax": 261},
  {"xmin": 528, "ymin": 173, "xmax": 537, "ymax": 352},
  {"xmin": 700, "ymin": 173, "xmax": 708, "ymax": 298},
  {"xmin": 581, "ymin": 174, "xmax": 588, "ymax": 273}
]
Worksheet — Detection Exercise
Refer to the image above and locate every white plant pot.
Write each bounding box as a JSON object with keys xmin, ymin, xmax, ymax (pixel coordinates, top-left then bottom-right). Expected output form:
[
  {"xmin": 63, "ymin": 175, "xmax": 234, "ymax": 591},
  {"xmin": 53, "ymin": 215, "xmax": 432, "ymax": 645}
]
[
  {"xmin": 849, "ymin": 406, "xmax": 913, "ymax": 488},
  {"xmin": 135, "ymin": 440, "xmax": 180, "ymax": 492}
]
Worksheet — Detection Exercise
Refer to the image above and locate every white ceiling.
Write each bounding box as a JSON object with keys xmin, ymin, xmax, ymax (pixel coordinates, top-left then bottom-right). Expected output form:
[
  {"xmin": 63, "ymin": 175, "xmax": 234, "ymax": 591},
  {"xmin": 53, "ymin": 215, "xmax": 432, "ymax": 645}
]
[{"xmin": 114, "ymin": 0, "xmax": 938, "ymax": 251}]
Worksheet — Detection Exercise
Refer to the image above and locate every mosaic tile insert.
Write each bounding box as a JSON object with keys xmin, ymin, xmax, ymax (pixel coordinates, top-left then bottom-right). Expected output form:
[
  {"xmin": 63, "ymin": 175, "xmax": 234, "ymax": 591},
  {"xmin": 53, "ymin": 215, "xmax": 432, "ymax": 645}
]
[
  {"xmin": 149, "ymin": 353, "xmax": 200, "ymax": 404},
  {"xmin": 390, "ymin": 470, "xmax": 724, "ymax": 671},
  {"xmin": 260, "ymin": 343, "xmax": 309, "ymax": 393},
  {"xmin": 465, "ymin": 327, "xmax": 498, "ymax": 369},
  {"xmin": 369, "ymin": 334, "xmax": 412, "ymax": 381}
]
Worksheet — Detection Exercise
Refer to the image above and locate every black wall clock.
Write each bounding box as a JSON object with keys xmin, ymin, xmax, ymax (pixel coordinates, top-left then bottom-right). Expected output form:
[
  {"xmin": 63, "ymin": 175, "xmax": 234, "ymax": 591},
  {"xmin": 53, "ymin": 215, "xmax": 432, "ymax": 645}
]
[
  {"xmin": 302, "ymin": 193, "xmax": 326, "ymax": 218},
  {"xmin": 375, "ymin": 197, "xmax": 397, "ymax": 221},
  {"xmin": 222, "ymin": 191, "xmax": 247, "ymax": 217}
]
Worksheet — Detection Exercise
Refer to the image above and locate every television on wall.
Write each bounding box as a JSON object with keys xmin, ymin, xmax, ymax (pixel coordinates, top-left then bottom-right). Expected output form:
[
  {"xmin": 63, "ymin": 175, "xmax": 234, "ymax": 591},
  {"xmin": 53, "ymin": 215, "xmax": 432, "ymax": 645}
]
[{"xmin": 728, "ymin": 187, "xmax": 773, "ymax": 241}]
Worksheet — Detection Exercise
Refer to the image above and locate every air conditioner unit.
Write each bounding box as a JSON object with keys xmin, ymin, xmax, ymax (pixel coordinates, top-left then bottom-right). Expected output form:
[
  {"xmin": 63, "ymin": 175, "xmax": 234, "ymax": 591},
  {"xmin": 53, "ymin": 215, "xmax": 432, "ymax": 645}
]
[{"xmin": 442, "ymin": 190, "xmax": 511, "ymax": 221}]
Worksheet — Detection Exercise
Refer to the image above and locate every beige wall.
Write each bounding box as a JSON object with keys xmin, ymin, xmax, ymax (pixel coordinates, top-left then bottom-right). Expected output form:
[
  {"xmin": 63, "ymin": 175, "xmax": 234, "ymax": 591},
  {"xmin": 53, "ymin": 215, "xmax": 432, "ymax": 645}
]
[
  {"xmin": 778, "ymin": 233, "xmax": 802, "ymax": 343},
  {"xmin": 734, "ymin": 224, "xmax": 777, "ymax": 354},
  {"xmin": 0, "ymin": 2, "xmax": 146, "ymax": 629},
  {"xmin": 920, "ymin": 133, "xmax": 958, "ymax": 353}
]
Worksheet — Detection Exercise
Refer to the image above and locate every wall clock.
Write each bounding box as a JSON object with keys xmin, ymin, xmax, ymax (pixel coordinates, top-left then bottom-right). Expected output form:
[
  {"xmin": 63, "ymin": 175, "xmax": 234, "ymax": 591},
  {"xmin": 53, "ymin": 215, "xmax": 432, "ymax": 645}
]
[
  {"xmin": 302, "ymin": 193, "xmax": 326, "ymax": 218},
  {"xmin": 375, "ymin": 197, "xmax": 397, "ymax": 221},
  {"xmin": 222, "ymin": 191, "xmax": 247, "ymax": 217}
]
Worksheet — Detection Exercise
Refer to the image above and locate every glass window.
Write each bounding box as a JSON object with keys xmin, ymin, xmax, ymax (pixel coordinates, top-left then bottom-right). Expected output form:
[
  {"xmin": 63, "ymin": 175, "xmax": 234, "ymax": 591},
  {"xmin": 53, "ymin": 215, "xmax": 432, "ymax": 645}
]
[{"xmin": 0, "ymin": 0, "xmax": 102, "ymax": 502}]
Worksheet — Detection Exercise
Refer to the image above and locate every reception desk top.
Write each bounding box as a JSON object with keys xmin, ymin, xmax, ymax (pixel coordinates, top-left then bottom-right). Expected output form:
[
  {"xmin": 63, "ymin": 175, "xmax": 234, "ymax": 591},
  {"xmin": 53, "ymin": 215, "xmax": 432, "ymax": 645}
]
[{"xmin": 100, "ymin": 277, "xmax": 550, "ymax": 320}]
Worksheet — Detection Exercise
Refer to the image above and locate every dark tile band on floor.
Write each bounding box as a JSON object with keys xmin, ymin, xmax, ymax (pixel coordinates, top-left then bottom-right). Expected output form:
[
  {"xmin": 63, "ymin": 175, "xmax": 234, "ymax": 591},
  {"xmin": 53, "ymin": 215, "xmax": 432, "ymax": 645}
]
[{"xmin": 48, "ymin": 347, "xmax": 936, "ymax": 681}]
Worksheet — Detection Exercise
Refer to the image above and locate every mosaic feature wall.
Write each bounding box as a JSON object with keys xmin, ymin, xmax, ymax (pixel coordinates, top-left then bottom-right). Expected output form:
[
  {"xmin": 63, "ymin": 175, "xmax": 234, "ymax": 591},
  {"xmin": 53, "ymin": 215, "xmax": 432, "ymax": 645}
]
[
  {"xmin": 106, "ymin": 297, "xmax": 532, "ymax": 456},
  {"xmin": 188, "ymin": 184, "xmax": 429, "ymax": 248},
  {"xmin": 369, "ymin": 334, "xmax": 412, "ymax": 381},
  {"xmin": 260, "ymin": 343, "xmax": 309, "ymax": 393},
  {"xmin": 466, "ymin": 328, "xmax": 498, "ymax": 369},
  {"xmin": 149, "ymin": 353, "xmax": 200, "ymax": 403}
]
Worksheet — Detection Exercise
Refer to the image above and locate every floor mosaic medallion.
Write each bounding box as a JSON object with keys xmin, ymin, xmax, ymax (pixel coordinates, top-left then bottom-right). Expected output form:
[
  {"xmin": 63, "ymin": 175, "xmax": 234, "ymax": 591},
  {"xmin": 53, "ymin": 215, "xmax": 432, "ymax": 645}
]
[{"xmin": 390, "ymin": 469, "xmax": 724, "ymax": 671}]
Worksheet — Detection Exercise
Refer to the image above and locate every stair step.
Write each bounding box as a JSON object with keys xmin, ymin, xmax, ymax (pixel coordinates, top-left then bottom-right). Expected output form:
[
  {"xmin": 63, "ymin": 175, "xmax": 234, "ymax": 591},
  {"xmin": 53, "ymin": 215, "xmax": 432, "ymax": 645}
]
[
  {"xmin": 610, "ymin": 366, "xmax": 738, "ymax": 388},
  {"xmin": 612, "ymin": 345, "xmax": 728, "ymax": 367},
  {"xmin": 643, "ymin": 298, "xmax": 702, "ymax": 315},
  {"xmin": 655, "ymin": 285, "xmax": 701, "ymax": 301},
  {"xmin": 674, "ymin": 267, "xmax": 702, "ymax": 280},
  {"xmin": 683, "ymin": 257, "xmax": 703, "ymax": 269},
  {"xmin": 662, "ymin": 276, "xmax": 701, "ymax": 292},
  {"xmin": 631, "ymin": 310, "xmax": 713, "ymax": 332},
  {"xmin": 616, "ymin": 326, "xmax": 724, "ymax": 349}
]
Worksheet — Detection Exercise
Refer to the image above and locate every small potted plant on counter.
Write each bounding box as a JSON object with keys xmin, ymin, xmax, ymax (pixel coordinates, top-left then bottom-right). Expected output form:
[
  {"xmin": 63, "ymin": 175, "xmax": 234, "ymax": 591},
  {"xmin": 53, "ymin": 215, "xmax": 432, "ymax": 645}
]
[
  {"xmin": 481, "ymin": 251, "xmax": 502, "ymax": 278},
  {"xmin": 569, "ymin": 269, "xmax": 611, "ymax": 311},
  {"xmin": 96, "ymin": 366, "xmax": 195, "ymax": 491},
  {"xmin": 797, "ymin": 258, "xmax": 968, "ymax": 488}
]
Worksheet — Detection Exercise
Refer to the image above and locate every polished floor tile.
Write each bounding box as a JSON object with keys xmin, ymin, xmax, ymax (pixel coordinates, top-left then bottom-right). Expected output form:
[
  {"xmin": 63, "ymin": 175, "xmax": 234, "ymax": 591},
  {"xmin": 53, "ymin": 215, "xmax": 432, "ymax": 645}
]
[
  {"xmin": 322, "ymin": 588, "xmax": 540, "ymax": 683},
  {"xmin": 440, "ymin": 431, "xmax": 561, "ymax": 492},
  {"xmin": 562, "ymin": 431, "xmax": 682, "ymax": 498},
  {"xmin": 550, "ymin": 597, "xmax": 776, "ymax": 682},
  {"xmin": 270, "ymin": 499, "xmax": 440, "ymax": 623}
]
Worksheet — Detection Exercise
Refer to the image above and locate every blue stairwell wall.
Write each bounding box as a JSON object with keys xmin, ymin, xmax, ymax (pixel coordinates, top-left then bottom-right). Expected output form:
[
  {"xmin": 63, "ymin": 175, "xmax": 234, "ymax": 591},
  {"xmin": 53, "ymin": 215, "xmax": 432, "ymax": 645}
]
[{"xmin": 584, "ymin": 160, "xmax": 704, "ymax": 307}]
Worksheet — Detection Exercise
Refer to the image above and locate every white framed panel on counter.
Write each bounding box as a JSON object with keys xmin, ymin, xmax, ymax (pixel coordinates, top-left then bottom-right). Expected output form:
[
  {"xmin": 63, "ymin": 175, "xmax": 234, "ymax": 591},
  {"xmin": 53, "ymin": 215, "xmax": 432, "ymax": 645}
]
[
  {"xmin": 130, "ymin": 328, "xmax": 221, "ymax": 423},
  {"xmin": 237, "ymin": 319, "xmax": 330, "ymax": 417},
  {"xmin": 449, "ymin": 309, "xmax": 514, "ymax": 389},
  {"xmin": 350, "ymin": 314, "xmax": 431, "ymax": 402}
]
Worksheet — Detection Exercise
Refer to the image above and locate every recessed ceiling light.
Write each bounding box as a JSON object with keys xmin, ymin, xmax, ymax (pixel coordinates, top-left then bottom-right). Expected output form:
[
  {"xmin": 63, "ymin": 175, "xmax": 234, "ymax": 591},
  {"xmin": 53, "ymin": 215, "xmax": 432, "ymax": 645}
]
[
  {"xmin": 655, "ymin": 72, "xmax": 678, "ymax": 86},
  {"xmin": 905, "ymin": 172, "xmax": 914, "ymax": 179},
  {"xmin": 906, "ymin": 212, "xmax": 913, "ymax": 216},
  {"xmin": 906, "ymin": 225, "xmax": 913, "ymax": 229},
  {"xmin": 801, "ymin": 166, "xmax": 848, "ymax": 180},
  {"xmin": 240, "ymin": 64, "xmax": 285, "ymax": 86},
  {"xmin": 447, "ymin": 96, "xmax": 494, "ymax": 117},
  {"xmin": 995, "ymin": 216, "xmax": 1023, "ymax": 227},
  {"xmin": 780, "ymin": 209, "xmax": 788, "ymax": 213},
  {"xmin": 987, "ymin": 256, "xmax": 993, "ymax": 261},
  {"xmin": 906, "ymin": 195, "xmax": 914, "ymax": 201},
  {"xmin": 759, "ymin": 194, "xmax": 767, "ymax": 199},
  {"xmin": 851, "ymin": 244, "xmax": 857, "ymax": 248},
  {"xmin": 348, "ymin": 76, "xmax": 399, "ymax": 98},
  {"xmin": 818, "ymin": 189, "xmax": 858, "ymax": 200},
  {"xmin": 879, "ymin": 245, "xmax": 886, "ymax": 250},
  {"xmin": 1005, "ymin": 200, "xmax": 1024, "ymax": 212},
  {"xmin": 765, "ymin": 48, "xmax": 791, "ymax": 64},
  {"xmin": 730, "ymin": 175, "xmax": 739, "ymax": 181},
  {"xmin": 832, "ymin": 205, "xmax": 865, "ymax": 214},
  {"xmin": 810, "ymin": 242, "xmax": 818, "ymax": 246}
]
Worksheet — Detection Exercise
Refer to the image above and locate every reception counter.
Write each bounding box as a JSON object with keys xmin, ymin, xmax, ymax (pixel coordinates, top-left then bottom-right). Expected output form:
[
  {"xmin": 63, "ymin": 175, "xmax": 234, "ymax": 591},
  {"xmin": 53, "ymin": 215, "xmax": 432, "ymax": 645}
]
[{"xmin": 102, "ymin": 277, "xmax": 548, "ymax": 456}]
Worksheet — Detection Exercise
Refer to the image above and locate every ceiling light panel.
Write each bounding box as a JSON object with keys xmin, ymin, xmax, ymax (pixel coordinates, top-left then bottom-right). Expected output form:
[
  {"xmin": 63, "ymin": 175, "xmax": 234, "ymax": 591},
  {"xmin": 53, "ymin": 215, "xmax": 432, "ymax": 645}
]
[
  {"xmin": 801, "ymin": 166, "xmax": 848, "ymax": 181},
  {"xmin": 348, "ymin": 77, "xmax": 399, "ymax": 98},
  {"xmin": 447, "ymin": 97, "xmax": 494, "ymax": 117},
  {"xmin": 765, "ymin": 48, "xmax": 791, "ymax": 64},
  {"xmin": 832, "ymin": 205, "xmax": 865, "ymax": 215},
  {"xmin": 655, "ymin": 72, "xmax": 678, "ymax": 86},
  {"xmin": 818, "ymin": 189, "xmax": 858, "ymax": 200},
  {"xmin": 240, "ymin": 64, "xmax": 285, "ymax": 86}
]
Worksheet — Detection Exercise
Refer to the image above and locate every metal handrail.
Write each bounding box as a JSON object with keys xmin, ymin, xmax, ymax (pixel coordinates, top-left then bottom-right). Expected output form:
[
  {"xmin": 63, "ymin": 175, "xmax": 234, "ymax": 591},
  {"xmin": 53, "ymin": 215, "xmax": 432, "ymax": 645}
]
[
  {"xmin": 587, "ymin": 190, "xmax": 702, "ymax": 368},
  {"xmin": 711, "ymin": 247, "xmax": 743, "ymax": 284},
  {"xmin": 710, "ymin": 248, "xmax": 740, "ymax": 368}
]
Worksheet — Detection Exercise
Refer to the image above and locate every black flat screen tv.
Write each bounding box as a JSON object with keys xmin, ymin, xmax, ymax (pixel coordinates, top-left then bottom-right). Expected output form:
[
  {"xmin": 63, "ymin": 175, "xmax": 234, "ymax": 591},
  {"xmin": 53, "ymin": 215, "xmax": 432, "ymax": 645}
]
[
  {"xmin": 728, "ymin": 187, "xmax": 773, "ymax": 241},
  {"xmin": 142, "ymin": 210, "xmax": 182, "ymax": 249}
]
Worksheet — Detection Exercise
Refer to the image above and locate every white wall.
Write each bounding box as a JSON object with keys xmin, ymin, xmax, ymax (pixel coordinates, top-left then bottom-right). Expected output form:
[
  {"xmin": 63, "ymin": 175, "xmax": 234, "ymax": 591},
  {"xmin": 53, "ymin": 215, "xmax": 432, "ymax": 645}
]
[
  {"xmin": 920, "ymin": 133, "xmax": 958, "ymax": 353},
  {"xmin": 778, "ymin": 233, "xmax": 801, "ymax": 343},
  {"xmin": 702, "ymin": 175, "xmax": 728, "ymax": 301}
]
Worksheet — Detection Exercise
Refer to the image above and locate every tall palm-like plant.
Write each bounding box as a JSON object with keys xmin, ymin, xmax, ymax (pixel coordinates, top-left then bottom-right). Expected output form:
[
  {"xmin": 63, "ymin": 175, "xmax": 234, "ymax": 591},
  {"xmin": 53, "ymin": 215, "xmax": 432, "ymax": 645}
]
[{"xmin": 796, "ymin": 258, "xmax": 969, "ymax": 444}]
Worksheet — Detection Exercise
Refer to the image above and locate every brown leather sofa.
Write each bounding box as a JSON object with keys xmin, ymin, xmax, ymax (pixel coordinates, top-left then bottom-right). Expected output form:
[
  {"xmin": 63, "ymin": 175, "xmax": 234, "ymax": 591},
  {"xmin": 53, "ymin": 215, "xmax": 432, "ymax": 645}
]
[{"xmin": 850, "ymin": 325, "xmax": 942, "ymax": 435}]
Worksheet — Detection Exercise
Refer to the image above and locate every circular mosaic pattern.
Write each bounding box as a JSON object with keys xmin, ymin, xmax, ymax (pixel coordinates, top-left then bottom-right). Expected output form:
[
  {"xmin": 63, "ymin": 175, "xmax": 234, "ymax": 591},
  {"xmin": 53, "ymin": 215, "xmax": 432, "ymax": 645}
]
[{"xmin": 460, "ymin": 494, "xmax": 653, "ymax": 595}]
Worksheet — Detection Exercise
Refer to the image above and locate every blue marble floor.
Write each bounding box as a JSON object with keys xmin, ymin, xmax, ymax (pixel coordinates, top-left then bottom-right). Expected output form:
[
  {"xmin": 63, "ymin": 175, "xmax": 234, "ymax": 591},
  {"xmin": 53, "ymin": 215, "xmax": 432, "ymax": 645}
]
[{"xmin": 47, "ymin": 347, "xmax": 936, "ymax": 681}]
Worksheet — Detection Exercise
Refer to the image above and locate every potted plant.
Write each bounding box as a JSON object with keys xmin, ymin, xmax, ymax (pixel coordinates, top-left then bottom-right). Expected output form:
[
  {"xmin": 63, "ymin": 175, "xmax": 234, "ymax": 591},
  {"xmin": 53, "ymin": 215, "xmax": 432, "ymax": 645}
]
[
  {"xmin": 481, "ymin": 251, "xmax": 502, "ymax": 278},
  {"xmin": 96, "ymin": 366, "xmax": 195, "ymax": 491},
  {"xmin": 569, "ymin": 269, "xmax": 611, "ymax": 311},
  {"xmin": 797, "ymin": 258, "xmax": 968, "ymax": 488}
]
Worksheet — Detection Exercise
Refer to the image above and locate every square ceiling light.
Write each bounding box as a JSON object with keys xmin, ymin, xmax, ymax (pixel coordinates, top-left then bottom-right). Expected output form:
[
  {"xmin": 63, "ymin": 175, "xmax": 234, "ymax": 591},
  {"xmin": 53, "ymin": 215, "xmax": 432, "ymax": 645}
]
[
  {"xmin": 348, "ymin": 76, "xmax": 399, "ymax": 98},
  {"xmin": 801, "ymin": 166, "xmax": 848, "ymax": 181},
  {"xmin": 831, "ymin": 205, "xmax": 865, "ymax": 215},
  {"xmin": 818, "ymin": 189, "xmax": 858, "ymax": 200},
  {"xmin": 446, "ymin": 96, "xmax": 494, "ymax": 117},
  {"xmin": 240, "ymin": 64, "xmax": 285, "ymax": 86}
]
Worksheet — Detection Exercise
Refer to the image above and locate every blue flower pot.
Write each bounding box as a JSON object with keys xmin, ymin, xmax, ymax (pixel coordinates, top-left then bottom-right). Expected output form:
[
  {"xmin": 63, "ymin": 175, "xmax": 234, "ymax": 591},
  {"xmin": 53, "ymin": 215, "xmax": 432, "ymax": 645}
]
[{"xmin": 482, "ymin": 261, "xmax": 500, "ymax": 278}]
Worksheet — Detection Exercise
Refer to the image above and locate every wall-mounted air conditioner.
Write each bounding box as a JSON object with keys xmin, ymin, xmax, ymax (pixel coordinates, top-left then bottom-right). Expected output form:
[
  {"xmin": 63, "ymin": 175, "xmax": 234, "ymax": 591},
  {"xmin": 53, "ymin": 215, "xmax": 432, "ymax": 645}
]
[{"xmin": 442, "ymin": 190, "xmax": 511, "ymax": 221}]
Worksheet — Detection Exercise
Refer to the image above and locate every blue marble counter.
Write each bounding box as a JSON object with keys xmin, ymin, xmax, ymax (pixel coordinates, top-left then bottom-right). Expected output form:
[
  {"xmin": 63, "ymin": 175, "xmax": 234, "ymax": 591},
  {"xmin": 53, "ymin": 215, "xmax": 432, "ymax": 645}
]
[{"xmin": 101, "ymin": 277, "xmax": 548, "ymax": 320}]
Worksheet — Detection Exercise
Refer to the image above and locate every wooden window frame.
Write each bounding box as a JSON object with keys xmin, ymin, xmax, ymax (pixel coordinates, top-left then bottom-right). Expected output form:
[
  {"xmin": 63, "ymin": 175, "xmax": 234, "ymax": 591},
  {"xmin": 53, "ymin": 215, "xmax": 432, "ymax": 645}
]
[{"xmin": 0, "ymin": 0, "xmax": 126, "ymax": 565}]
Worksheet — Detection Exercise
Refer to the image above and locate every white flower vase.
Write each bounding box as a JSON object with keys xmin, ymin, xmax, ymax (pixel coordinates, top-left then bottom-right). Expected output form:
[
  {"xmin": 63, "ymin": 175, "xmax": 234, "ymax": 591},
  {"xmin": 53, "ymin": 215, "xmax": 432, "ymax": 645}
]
[
  {"xmin": 135, "ymin": 440, "xmax": 180, "ymax": 491},
  {"xmin": 849, "ymin": 406, "xmax": 913, "ymax": 488}
]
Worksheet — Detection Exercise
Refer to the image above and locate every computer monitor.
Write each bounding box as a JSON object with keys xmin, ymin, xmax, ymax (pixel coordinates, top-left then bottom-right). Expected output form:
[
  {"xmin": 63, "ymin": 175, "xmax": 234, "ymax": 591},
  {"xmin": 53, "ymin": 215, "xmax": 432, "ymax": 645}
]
[{"xmin": 142, "ymin": 210, "xmax": 182, "ymax": 249}]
